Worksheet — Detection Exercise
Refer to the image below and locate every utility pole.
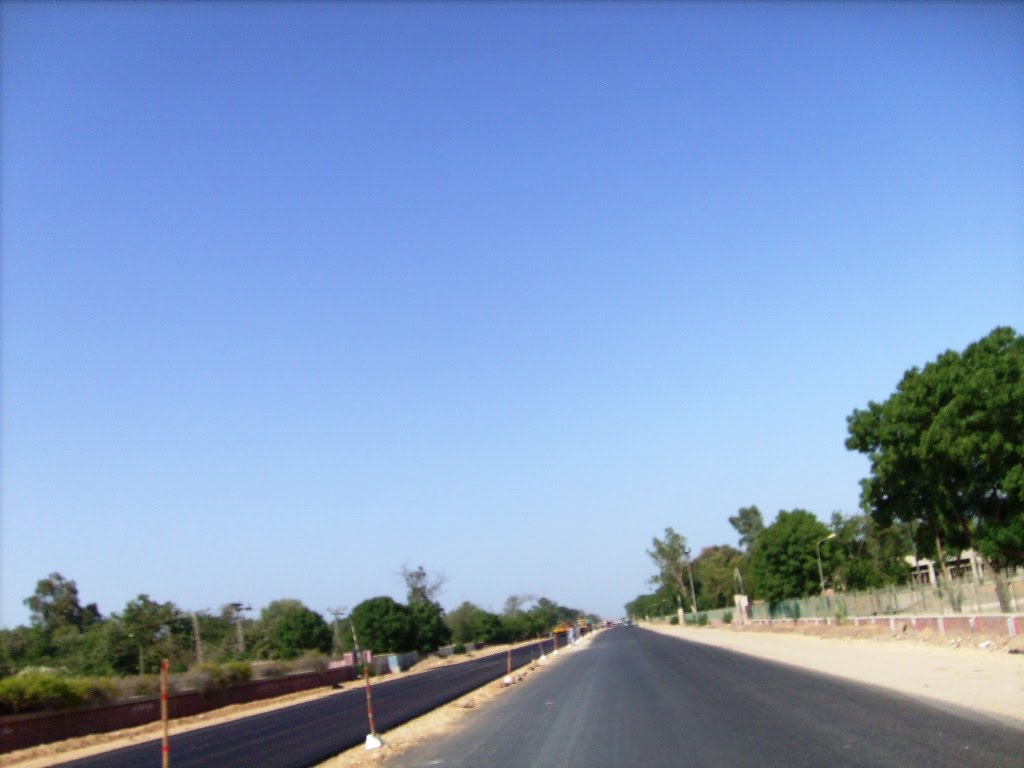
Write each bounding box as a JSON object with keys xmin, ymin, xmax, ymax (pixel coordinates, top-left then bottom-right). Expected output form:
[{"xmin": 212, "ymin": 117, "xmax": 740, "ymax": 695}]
[
  {"xmin": 191, "ymin": 611, "xmax": 205, "ymax": 664},
  {"xmin": 228, "ymin": 602, "xmax": 251, "ymax": 656},
  {"xmin": 327, "ymin": 606, "xmax": 347, "ymax": 657}
]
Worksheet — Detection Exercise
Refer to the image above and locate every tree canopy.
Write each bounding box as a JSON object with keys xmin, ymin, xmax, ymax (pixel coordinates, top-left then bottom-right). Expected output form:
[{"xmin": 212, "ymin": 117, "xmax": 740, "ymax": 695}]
[
  {"xmin": 647, "ymin": 527, "xmax": 694, "ymax": 617},
  {"xmin": 749, "ymin": 510, "xmax": 832, "ymax": 603},
  {"xmin": 846, "ymin": 326, "xmax": 1023, "ymax": 607},
  {"xmin": 445, "ymin": 602, "xmax": 505, "ymax": 645},
  {"xmin": 24, "ymin": 573, "xmax": 100, "ymax": 634},
  {"xmin": 828, "ymin": 512, "xmax": 911, "ymax": 591},
  {"xmin": 691, "ymin": 545, "xmax": 746, "ymax": 609},
  {"xmin": 255, "ymin": 600, "xmax": 331, "ymax": 659},
  {"xmin": 728, "ymin": 506, "xmax": 765, "ymax": 553},
  {"xmin": 400, "ymin": 565, "xmax": 450, "ymax": 653},
  {"xmin": 350, "ymin": 597, "xmax": 416, "ymax": 654}
]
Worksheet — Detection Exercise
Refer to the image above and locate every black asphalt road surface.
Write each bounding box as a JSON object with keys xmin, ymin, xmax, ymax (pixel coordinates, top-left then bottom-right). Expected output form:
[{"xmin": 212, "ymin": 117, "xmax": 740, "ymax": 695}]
[
  {"xmin": 388, "ymin": 627, "xmax": 1023, "ymax": 768},
  {"xmin": 57, "ymin": 641, "xmax": 546, "ymax": 768}
]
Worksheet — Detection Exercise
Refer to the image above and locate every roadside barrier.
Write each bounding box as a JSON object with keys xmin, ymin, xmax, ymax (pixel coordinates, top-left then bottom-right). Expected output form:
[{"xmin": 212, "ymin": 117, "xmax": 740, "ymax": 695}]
[
  {"xmin": 0, "ymin": 665, "xmax": 357, "ymax": 754},
  {"xmin": 745, "ymin": 613, "xmax": 1023, "ymax": 637}
]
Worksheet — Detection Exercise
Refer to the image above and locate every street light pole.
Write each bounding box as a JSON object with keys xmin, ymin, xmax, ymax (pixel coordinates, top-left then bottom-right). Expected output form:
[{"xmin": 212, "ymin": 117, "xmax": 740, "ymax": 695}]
[{"xmin": 816, "ymin": 534, "xmax": 837, "ymax": 593}]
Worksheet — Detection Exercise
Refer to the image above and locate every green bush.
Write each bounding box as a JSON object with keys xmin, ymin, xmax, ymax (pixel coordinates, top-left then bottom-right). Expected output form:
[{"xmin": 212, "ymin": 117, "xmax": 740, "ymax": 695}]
[
  {"xmin": 0, "ymin": 672, "xmax": 117, "ymax": 715},
  {"xmin": 669, "ymin": 616, "xmax": 679, "ymax": 625},
  {"xmin": 722, "ymin": 611, "xmax": 733, "ymax": 624},
  {"xmin": 697, "ymin": 612, "xmax": 708, "ymax": 627},
  {"xmin": 453, "ymin": 643, "xmax": 467, "ymax": 655}
]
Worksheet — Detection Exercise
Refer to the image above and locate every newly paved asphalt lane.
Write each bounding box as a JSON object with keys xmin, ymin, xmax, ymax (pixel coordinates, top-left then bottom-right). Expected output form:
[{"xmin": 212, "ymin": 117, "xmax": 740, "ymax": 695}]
[
  {"xmin": 388, "ymin": 627, "xmax": 1023, "ymax": 768},
  {"xmin": 56, "ymin": 641, "xmax": 547, "ymax": 768}
]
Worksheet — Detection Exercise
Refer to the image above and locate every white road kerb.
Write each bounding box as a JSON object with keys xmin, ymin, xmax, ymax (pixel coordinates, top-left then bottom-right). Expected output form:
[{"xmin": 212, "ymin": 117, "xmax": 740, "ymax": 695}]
[{"xmin": 642, "ymin": 623, "xmax": 1024, "ymax": 725}]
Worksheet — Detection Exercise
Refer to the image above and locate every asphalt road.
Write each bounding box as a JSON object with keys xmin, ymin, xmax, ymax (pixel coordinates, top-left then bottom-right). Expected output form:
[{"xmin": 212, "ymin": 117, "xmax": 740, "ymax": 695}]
[
  {"xmin": 56, "ymin": 641, "xmax": 546, "ymax": 768},
  {"xmin": 387, "ymin": 627, "xmax": 1023, "ymax": 768}
]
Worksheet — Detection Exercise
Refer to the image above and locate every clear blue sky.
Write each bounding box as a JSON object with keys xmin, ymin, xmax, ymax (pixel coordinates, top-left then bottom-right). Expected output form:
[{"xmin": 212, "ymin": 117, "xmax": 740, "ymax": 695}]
[{"xmin": 2, "ymin": 2, "xmax": 1022, "ymax": 627}]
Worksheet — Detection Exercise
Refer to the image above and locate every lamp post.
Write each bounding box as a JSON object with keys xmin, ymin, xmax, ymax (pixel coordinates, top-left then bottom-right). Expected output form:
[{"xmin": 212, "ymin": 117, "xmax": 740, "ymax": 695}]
[{"xmin": 816, "ymin": 534, "xmax": 837, "ymax": 593}]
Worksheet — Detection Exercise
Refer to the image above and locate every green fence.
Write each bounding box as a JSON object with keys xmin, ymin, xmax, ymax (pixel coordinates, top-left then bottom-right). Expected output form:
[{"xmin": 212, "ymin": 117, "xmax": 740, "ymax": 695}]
[
  {"xmin": 641, "ymin": 575, "xmax": 1024, "ymax": 624},
  {"xmin": 749, "ymin": 576, "xmax": 1024, "ymax": 621}
]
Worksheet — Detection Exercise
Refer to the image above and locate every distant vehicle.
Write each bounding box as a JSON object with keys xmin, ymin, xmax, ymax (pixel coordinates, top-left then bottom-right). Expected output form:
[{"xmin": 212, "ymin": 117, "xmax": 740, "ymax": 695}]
[
  {"xmin": 623, "ymin": 619, "xmax": 634, "ymax": 627},
  {"xmin": 552, "ymin": 620, "xmax": 573, "ymax": 636}
]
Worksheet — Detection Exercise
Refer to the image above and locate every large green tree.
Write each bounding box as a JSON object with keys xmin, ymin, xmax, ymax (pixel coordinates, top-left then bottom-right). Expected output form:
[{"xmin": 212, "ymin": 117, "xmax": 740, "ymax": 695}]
[
  {"xmin": 647, "ymin": 527, "xmax": 695, "ymax": 620},
  {"xmin": 350, "ymin": 597, "xmax": 415, "ymax": 654},
  {"xmin": 750, "ymin": 510, "xmax": 832, "ymax": 603},
  {"xmin": 692, "ymin": 545, "xmax": 747, "ymax": 609},
  {"xmin": 847, "ymin": 326, "xmax": 1023, "ymax": 609},
  {"xmin": 625, "ymin": 583, "xmax": 677, "ymax": 621},
  {"xmin": 728, "ymin": 506, "xmax": 765, "ymax": 553},
  {"xmin": 24, "ymin": 573, "xmax": 101, "ymax": 636},
  {"xmin": 828, "ymin": 512, "xmax": 912, "ymax": 591},
  {"xmin": 255, "ymin": 600, "xmax": 331, "ymax": 659},
  {"xmin": 445, "ymin": 602, "xmax": 505, "ymax": 645},
  {"xmin": 118, "ymin": 594, "xmax": 188, "ymax": 674},
  {"xmin": 401, "ymin": 565, "xmax": 451, "ymax": 654}
]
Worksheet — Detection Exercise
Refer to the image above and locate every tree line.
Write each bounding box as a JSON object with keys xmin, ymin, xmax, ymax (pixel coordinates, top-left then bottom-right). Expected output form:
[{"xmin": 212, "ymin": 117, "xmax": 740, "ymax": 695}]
[
  {"xmin": 629, "ymin": 326, "xmax": 1023, "ymax": 616},
  {"xmin": 1, "ymin": 566, "xmax": 594, "ymax": 681}
]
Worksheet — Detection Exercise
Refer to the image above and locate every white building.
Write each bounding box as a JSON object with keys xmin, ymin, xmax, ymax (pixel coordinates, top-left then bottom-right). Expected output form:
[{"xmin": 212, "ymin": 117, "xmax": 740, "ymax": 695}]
[{"xmin": 905, "ymin": 550, "xmax": 986, "ymax": 586}]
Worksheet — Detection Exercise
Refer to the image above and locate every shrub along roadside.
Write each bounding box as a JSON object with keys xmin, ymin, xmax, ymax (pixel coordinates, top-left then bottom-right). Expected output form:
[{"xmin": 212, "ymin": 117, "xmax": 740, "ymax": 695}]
[{"xmin": 0, "ymin": 672, "xmax": 118, "ymax": 715}]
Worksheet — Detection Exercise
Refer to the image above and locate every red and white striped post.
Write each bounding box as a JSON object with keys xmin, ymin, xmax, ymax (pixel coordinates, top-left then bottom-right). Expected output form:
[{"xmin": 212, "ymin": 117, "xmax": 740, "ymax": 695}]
[
  {"xmin": 160, "ymin": 658, "xmax": 170, "ymax": 768},
  {"xmin": 363, "ymin": 664, "xmax": 382, "ymax": 748},
  {"xmin": 364, "ymin": 665, "xmax": 377, "ymax": 734}
]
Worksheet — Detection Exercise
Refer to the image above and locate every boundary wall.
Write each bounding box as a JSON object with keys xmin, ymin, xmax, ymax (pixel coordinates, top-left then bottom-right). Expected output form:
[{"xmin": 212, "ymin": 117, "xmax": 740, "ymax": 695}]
[
  {"xmin": 748, "ymin": 613, "xmax": 1022, "ymax": 637},
  {"xmin": 1, "ymin": 642, "xmax": 491, "ymax": 754}
]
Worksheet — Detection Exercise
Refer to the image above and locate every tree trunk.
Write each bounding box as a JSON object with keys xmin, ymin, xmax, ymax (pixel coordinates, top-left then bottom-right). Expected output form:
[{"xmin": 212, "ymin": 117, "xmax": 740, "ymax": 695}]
[
  {"xmin": 979, "ymin": 555, "xmax": 1013, "ymax": 613},
  {"xmin": 934, "ymin": 530, "xmax": 953, "ymax": 582},
  {"xmin": 933, "ymin": 529, "xmax": 962, "ymax": 613}
]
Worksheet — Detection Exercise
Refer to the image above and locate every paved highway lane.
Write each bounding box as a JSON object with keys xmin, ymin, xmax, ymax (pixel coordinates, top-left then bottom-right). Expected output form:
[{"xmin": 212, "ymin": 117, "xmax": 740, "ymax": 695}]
[
  {"xmin": 56, "ymin": 642, "xmax": 547, "ymax": 768},
  {"xmin": 387, "ymin": 627, "xmax": 1023, "ymax": 768}
]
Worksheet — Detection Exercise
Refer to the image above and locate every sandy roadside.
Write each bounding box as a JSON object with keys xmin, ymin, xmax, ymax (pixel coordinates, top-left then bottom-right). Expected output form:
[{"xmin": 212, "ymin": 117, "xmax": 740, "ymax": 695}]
[{"xmin": 642, "ymin": 622, "xmax": 1024, "ymax": 725}]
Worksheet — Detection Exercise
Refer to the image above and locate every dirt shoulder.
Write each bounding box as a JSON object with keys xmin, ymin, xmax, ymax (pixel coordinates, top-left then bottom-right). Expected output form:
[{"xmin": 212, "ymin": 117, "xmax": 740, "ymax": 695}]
[{"xmin": 642, "ymin": 622, "xmax": 1024, "ymax": 725}]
